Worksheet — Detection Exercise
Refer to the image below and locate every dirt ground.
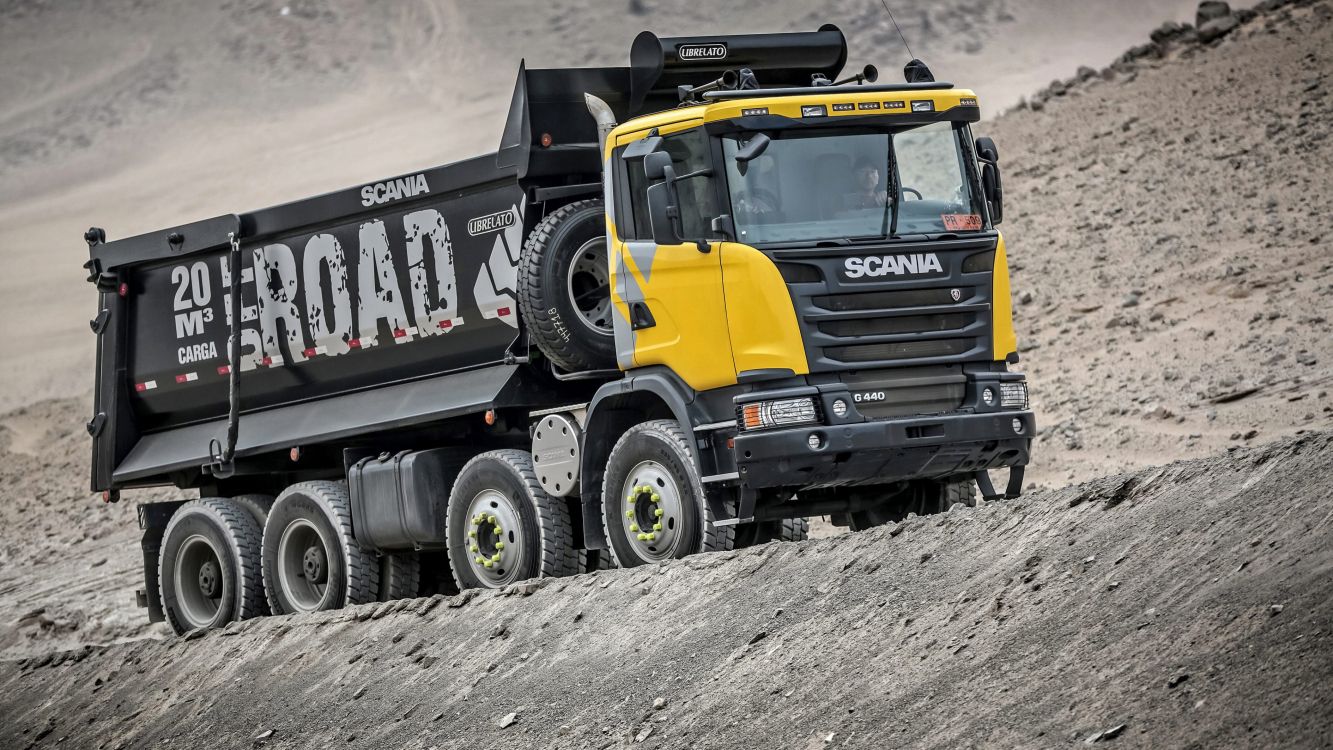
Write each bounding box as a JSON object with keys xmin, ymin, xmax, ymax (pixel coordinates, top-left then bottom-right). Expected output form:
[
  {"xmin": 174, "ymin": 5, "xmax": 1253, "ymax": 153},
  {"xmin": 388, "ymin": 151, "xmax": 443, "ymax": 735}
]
[
  {"xmin": 1, "ymin": 0, "xmax": 1332, "ymax": 746},
  {"xmin": 4, "ymin": 432, "xmax": 1330, "ymax": 749}
]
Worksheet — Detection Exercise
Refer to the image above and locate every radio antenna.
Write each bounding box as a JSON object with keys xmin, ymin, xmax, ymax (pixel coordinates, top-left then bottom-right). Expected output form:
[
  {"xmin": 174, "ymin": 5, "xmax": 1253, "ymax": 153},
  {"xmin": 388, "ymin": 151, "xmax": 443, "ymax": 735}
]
[{"xmin": 879, "ymin": 0, "xmax": 915, "ymax": 60}]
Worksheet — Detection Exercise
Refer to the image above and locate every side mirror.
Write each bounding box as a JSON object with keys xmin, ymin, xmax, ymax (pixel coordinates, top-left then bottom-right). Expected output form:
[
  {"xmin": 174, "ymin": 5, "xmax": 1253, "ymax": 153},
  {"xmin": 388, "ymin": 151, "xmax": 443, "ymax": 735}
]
[
  {"xmin": 644, "ymin": 151, "xmax": 672, "ymax": 181},
  {"xmin": 733, "ymin": 133, "xmax": 771, "ymax": 164},
  {"xmin": 975, "ymin": 137, "xmax": 1002, "ymax": 225},
  {"xmin": 646, "ymin": 182, "xmax": 683, "ymax": 246}
]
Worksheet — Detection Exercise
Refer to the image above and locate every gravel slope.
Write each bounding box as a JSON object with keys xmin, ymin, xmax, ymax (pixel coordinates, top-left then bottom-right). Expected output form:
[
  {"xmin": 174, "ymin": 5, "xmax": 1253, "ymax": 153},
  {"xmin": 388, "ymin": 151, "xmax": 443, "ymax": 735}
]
[{"xmin": 4, "ymin": 432, "xmax": 1330, "ymax": 749}]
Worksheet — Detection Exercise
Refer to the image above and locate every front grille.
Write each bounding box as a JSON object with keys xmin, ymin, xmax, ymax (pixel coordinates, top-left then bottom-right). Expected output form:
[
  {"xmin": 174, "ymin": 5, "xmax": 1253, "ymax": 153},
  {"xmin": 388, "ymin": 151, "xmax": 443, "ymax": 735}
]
[
  {"xmin": 817, "ymin": 312, "xmax": 972, "ymax": 337},
  {"xmin": 826, "ymin": 338, "xmax": 975, "ymax": 363},
  {"xmin": 771, "ymin": 235, "xmax": 998, "ymax": 372}
]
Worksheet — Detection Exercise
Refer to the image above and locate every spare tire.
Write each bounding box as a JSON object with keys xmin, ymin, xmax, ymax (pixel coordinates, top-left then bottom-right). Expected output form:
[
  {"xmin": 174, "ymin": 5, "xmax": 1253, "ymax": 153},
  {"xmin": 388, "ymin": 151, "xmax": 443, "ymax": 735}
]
[{"xmin": 519, "ymin": 199, "xmax": 616, "ymax": 372}]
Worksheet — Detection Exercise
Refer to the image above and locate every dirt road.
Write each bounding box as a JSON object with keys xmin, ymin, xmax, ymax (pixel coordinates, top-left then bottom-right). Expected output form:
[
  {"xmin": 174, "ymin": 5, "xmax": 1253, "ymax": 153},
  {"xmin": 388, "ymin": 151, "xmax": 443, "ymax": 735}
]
[{"xmin": 5, "ymin": 432, "xmax": 1331, "ymax": 749}]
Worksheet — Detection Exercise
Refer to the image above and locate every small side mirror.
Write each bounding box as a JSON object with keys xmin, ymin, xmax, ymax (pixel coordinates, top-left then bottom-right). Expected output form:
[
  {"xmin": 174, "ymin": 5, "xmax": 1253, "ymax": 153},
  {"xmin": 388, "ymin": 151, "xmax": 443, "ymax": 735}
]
[
  {"xmin": 733, "ymin": 133, "xmax": 771, "ymax": 164},
  {"xmin": 981, "ymin": 162, "xmax": 1003, "ymax": 225},
  {"xmin": 975, "ymin": 136, "xmax": 999, "ymax": 164},
  {"xmin": 644, "ymin": 151, "xmax": 672, "ymax": 181}
]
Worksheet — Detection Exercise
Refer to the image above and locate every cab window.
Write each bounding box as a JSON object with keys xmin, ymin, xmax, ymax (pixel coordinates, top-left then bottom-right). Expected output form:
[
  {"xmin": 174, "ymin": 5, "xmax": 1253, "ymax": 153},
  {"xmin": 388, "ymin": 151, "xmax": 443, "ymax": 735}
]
[{"xmin": 624, "ymin": 128, "xmax": 716, "ymax": 241}]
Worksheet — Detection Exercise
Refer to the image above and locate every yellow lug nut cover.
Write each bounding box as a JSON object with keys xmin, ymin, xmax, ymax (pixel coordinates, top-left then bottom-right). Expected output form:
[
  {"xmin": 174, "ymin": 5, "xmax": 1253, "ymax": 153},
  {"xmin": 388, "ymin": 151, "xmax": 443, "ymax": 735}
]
[
  {"xmin": 650, "ymin": 493, "xmax": 660, "ymax": 503},
  {"xmin": 654, "ymin": 508, "xmax": 664, "ymax": 517},
  {"xmin": 468, "ymin": 529, "xmax": 477, "ymax": 538},
  {"xmin": 636, "ymin": 533, "xmax": 648, "ymax": 541},
  {"xmin": 629, "ymin": 523, "xmax": 639, "ymax": 532},
  {"xmin": 646, "ymin": 532, "xmax": 656, "ymax": 541},
  {"xmin": 475, "ymin": 556, "xmax": 484, "ymax": 565},
  {"xmin": 491, "ymin": 553, "xmax": 501, "ymax": 562},
  {"xmin": 626, "ymin": 509, "xmax": 635, "ymax": 518},
  {"xmin": 653, "ymin": 522, "xmax": 662, "ymax": 531},
  {"xmin": 483, "ymin": 560, "xmax": 494, "ymax": 568},
  {"xmin": 470, "ymin": 544, "xmax": 479, "ymax": 553},
  {"xmin": 494, "ymin": 526, "xmax": 502, "ymax": 535},
  {"xmin": 495, "ymin": 541, "xmax": 505, "ymax": 550}
]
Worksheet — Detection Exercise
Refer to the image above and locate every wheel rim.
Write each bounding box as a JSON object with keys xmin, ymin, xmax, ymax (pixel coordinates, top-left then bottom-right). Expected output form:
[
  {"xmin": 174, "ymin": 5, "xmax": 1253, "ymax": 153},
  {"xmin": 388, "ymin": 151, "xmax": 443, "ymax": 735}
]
[
  {"xmin": 462, "ymin": 488, "xmax": 526, "ymax": 587},
  {"xmin": 277, "ymin": 518, "xmax": 335, "ymax": 612},
  {"xmin": 566, "ymin": 237, "xmax": 612, "ymax": 335},
  {"xmin": 173, "ymin": 534, "xmax": 224, "ymax": 629},
  {"xmin": 618, "ymin": 460, "xmax": 684, "ymax": 562}
]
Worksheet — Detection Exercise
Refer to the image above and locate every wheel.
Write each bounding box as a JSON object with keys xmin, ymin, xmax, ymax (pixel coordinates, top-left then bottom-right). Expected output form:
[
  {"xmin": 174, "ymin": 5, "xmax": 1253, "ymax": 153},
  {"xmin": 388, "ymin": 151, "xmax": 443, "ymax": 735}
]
[
  {"xmin": 848, "ymin": 477, "xmax": 976, "ymax": 531},
  {"xmin": 158, "ymin": 498, "xmax": 266, "ymax": 635},
  {"xmin": 230, "ymin": 494, "xmax": 275, "ymax": 529},
  {"xmin": 445, "ymin": 450, "xmax": 579, "ymax": 590},
  {"xmin": 262, "ymin": 481, "xmax": 380, "ymax": 614},
  {"xmin": 600, "ymin": 420, "xmax": 734, "ymax": 567},
  {"xmin": 377, "ymin": 552, "xmax": 422, "ymax": 601},
  {"xmin": 733, "ymin": 517, "xmax": 810, "ymax": 548},
  {"xmin": 518, "ymin": 199, "xmax": 616, "ymax": 372}
]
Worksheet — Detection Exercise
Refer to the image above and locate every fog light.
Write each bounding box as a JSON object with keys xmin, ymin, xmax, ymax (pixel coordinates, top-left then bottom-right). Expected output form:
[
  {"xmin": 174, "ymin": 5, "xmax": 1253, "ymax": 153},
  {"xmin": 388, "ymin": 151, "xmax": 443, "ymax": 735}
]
[
  {"xmin": 982, "ymin": 387, "xmax": 996, "ymax": 406},
  {"xmin": 807, "ymin": 433, "xmax": 824, "ymax": 450},
  {"xmin": 831, "ymin": 399, "xmax": 848, "ymax": 418},
  {"xmin": 1012, "ymin": 418, "xmax": 1024, "ymax": 434}
]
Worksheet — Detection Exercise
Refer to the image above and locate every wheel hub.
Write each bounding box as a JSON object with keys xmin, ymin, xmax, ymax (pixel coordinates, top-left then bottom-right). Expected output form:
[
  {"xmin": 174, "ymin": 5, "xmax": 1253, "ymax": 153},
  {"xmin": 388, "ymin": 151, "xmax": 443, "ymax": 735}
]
[
  {"xmin": 566, "ymin": 238, "xmax": 611, "ymax": 334},
  {"xmin": 619, "ymin": 461, "xmax": 682, "ymax": 561},
  {"xmin": 196, "ymin": 560, "xmax": 220, "ymax": 599},
  {"xmin": 302, "ymin": 544, "xmax": 328, "ymax": 584},
  {"xmin": 464, "ymin": 489, "xmax": 524, "ymax": 587}
]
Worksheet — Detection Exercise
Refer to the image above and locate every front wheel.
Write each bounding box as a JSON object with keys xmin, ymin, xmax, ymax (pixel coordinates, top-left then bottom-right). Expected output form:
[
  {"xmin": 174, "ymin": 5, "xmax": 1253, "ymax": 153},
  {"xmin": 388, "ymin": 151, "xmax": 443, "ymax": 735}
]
[
  {"xmin": 848, "ymin": 478, "xmax": 976, "ymax": 531},
  {"xmin": 600, "ymin": 420, "xmax": 733, "ymax": 567}
]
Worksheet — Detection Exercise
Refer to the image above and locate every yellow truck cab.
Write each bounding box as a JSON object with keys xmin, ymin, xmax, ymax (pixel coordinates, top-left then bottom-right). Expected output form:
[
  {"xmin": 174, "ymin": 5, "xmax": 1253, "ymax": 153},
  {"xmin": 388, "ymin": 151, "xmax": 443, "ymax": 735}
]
[{"xmin": 574, "ymin": 27, "xmax": 1033, "ymax": 562}]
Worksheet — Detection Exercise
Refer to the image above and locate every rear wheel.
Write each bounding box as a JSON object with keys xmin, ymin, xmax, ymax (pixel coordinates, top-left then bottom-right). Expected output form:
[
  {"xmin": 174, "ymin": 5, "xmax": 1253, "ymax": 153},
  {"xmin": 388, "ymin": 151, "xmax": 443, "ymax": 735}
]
[
  {"xmin": 262, "ymin": 481, "xmax": 379, "ymax": 614},
  {"xmin": 734, "ymin": 517, "xmax": 810, "ymax": 548},
  {"xmin": 601, "ymin": 420, "xmax": 733, "ymax": 567},
  {"xmin": 518, "ymin": 199, "xmax": 616, "ymax": 372},
  {"xmin": 377, "ymin": 552, "xmax": 422, "ymax": 601},
  {"xmin": 445, "ymin": 450, "xmax": 579, "ymax": 590},
  {"xmin": 158, "ymin": 498, "xmax": 266, "ymax": 635},
  {"xmin": 848, "ymin": 478, "xmax": 976, "ymax": 531}
]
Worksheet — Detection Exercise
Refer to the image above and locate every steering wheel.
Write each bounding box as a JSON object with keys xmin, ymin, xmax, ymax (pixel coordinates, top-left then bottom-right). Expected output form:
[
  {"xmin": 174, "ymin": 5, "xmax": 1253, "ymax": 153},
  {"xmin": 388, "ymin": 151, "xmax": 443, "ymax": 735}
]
[
  {"xmin": 737, "ymin": 188, "xmax": 781, "ymax": 215},
  {"xmin": 900, "ymin": 187, "xmax": 924, "ymax": 200}
]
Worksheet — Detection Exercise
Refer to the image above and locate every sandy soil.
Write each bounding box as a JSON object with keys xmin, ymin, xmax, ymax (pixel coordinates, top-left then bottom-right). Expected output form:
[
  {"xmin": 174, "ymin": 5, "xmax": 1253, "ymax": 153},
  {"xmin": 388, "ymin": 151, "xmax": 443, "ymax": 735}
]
[
  {"xmin": 1, "ymin": 0, "xmax": 1331, "ymax": 741},
  {"xmin": 4, "ymin": 431, "xmax": 1330, "ymax": 748}
]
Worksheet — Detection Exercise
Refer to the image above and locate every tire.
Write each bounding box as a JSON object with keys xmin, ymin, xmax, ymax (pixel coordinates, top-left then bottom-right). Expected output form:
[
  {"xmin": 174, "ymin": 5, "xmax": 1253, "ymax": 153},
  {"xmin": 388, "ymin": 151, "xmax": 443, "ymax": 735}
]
[
  {"xmin": 377, "ymin": 552, "xmax": 422, "ymax": 601},
  {"xmin": 230, "ymin": 494, "xmax": 275, "ymax": 529},
  {"xmin": 262, "ymin": 481, "xmax": 380, "ymax": 614},
  {"xmin": 733, "ymin": 517, "xmax": 810, "ymax": 548},
  {"xmin": 849, "ymin": 477, "xmax": 977, "ymax": 531},
  {"xmin": 518, "ymin": 199, "xmax": 616, "ymax": 372},
  {"xmin": 600, "ymin": 420, "xmax": 734, "ymax": 568},
  {"xmin": 446, "ymin": 450, "xmax": 579, "ymax": 590},
  {"xmin": 158, "ymin": 498, "xmax": 266, "ymax": 635}
]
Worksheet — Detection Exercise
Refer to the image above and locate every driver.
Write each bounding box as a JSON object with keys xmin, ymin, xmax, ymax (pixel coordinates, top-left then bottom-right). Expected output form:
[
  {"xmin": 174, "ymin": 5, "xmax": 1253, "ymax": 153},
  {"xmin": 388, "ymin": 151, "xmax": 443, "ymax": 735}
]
[{"xmin": 846, "ymin": 158, "xmax": 891, "ymax": 209}]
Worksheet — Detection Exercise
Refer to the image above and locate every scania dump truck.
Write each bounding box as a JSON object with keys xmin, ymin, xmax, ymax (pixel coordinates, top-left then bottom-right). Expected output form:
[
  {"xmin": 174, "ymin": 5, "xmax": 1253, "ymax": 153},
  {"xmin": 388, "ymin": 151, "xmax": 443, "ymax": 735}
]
[{"xmin": 83, "ymin": 26, "xmax": 1033, "ymax": 634}]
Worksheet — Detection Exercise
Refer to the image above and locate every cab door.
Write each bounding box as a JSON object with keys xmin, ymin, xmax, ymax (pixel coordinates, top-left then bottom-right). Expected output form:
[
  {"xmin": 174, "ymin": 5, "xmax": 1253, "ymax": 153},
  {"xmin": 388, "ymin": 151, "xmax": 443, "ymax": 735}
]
[{"xmin": 609, "ymin": 124, "xmax": 736, "ymax": 391}]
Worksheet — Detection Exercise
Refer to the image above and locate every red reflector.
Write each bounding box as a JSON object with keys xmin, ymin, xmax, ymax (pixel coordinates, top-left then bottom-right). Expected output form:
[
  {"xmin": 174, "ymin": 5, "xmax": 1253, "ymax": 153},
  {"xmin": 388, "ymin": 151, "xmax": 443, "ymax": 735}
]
[
  {"xmin": 303, "ymin": 348, "xmax": 317, "ymax": 358},
  {"xmin": 174, "ymin": 374, "xmax": 188, "ymax": 384},
  {"xmin": 438, "ymin": 320, "xmax": 452, "ymax": 330},
  {"xmin": 727, "ymin": 437, "xmax": 735, "ymax": 449},
  {"xmin": 497, "ymin": 306, "xmax": 511, "ymax": 317},
  {"xmin": 484, "ymin": 409, "xmax": 497, "ymax": 426},
  {"xmin": 118, "ymin": 283, "xmax": 128, "ymax": 297},
  {"xmin": 134, "ymin": 383, "xmax": 147, "ymax": 392},
  {"xmin": 289, "ymin": 447, "xmax": 301, "ymax": 462},
  {"xmin": 540, "ymin": 132, "xmax": 553, "ymax": 147},
  {"xmin": 261, "ymin": 356, "xmax": 273, "ymax": 366},
  {"xmin": 217, "ymin": 365, "xmax": 230, "ymax": 375},
  {"xmin": 349, "ymin": 339, "xmax": 362, "ymax": 349},
  {"xmin": 393, "ymin": 328, "xmax": 407, "ymax": 338}
]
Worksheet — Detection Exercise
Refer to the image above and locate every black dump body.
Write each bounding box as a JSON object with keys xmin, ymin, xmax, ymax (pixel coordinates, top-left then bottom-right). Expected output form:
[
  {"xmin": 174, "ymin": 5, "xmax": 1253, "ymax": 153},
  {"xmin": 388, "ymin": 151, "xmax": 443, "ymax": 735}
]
[{"xmin": 84, "ymin": 26, "xmax": 850, "ymax": 493}]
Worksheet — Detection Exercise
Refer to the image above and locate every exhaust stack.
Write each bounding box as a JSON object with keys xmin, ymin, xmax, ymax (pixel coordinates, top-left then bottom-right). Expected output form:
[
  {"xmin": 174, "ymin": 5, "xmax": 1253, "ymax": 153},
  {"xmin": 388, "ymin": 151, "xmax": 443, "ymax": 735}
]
[{"xmin": 585, "ymin": 93, "xmax": 618, "ymax": 155}]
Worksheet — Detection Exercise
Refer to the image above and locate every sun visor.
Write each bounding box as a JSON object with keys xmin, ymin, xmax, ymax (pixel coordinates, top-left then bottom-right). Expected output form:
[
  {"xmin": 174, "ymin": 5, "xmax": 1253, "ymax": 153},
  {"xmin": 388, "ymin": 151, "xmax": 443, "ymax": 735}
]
[{"xmin": 629, "ymin": 25, "xmax": 848, "ymax": 111}]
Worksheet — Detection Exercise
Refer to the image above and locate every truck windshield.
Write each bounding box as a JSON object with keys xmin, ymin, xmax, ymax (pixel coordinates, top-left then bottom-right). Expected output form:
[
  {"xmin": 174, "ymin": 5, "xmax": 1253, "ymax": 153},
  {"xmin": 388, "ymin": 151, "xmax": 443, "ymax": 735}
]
[{"xmin": 722, "ymin": 121, "xmax": 986, "ymax": 244}]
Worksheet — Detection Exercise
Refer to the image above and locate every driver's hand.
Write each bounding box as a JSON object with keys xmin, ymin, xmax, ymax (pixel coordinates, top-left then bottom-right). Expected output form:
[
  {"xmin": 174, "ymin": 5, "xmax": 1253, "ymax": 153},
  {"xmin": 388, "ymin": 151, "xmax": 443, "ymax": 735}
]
[{"xmin": 875, "ymin": 190, "xmax": 891, "ymax": 207}]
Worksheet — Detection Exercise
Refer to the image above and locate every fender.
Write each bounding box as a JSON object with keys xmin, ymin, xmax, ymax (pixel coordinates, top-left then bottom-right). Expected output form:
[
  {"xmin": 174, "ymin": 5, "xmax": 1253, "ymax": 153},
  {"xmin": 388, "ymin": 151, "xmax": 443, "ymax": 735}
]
[{"xmin": 578, "ymin": 367, "xmax": 722, "ymax": 549}]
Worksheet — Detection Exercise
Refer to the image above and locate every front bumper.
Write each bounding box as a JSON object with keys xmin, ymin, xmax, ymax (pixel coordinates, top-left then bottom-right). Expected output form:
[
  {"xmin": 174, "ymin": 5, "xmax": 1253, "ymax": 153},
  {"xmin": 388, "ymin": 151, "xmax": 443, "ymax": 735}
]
[{"xmin": 733, "ymin": 388, "xmax": 1033, "ymax": 490}]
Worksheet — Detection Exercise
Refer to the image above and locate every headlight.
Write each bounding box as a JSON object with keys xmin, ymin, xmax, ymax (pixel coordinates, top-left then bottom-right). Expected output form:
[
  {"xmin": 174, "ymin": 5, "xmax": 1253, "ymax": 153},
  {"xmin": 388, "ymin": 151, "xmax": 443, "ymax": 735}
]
[
  {"xmin": 739, "ymin": 397, "xmax": 820, "ymax": 431},
  {"xmin": 1000, "ymin": 382, "xmax": 1029, "ymax": 409}
]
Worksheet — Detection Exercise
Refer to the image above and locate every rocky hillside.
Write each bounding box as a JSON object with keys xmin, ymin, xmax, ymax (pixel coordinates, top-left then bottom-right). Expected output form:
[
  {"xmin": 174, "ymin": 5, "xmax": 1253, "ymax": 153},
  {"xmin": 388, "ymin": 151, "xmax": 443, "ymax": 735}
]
[
  {"xmin": 985, "ymin": 0, "xmax": 1333, "ymax": 487},
  {"xmin": 4, "ymin": 432, "xmax": 1330, "ymax": 749}
]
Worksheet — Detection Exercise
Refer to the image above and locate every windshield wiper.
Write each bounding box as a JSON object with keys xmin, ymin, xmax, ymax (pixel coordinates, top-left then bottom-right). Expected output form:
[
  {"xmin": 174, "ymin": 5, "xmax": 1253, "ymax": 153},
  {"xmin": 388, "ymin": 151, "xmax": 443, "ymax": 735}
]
[{"xmin": 879, "ymin": 135, "xmax": 901, "ymax": 240}]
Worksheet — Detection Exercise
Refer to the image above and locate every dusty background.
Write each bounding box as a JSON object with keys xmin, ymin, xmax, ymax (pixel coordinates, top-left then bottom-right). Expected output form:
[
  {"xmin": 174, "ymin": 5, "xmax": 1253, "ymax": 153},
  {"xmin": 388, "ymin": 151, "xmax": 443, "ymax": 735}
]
[{"xmin": 1, "ymin": 0, "xmax": 1332, "ymax": 746}]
